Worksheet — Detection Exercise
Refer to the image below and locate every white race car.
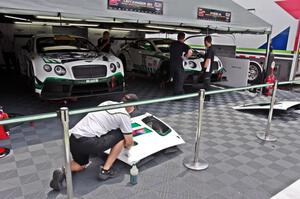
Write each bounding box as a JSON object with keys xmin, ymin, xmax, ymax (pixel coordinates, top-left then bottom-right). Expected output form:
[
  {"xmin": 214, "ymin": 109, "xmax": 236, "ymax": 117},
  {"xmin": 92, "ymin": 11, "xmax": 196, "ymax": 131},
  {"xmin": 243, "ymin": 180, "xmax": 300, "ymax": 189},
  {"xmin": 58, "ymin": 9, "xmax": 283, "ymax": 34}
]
[
  {"xmin": 118, "ymin": 38, "xmax": 224, "ymax": 83},
  {"xmin": 19, "ymin": 34, "xmax": 125, "ymax": 99}
]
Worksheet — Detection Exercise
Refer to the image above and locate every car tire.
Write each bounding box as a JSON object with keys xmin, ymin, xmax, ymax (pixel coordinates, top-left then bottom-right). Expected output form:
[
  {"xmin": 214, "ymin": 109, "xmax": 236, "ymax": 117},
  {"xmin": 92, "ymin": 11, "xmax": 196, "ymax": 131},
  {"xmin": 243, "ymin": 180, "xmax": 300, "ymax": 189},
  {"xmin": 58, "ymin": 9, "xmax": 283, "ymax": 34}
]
[
  {"xmin": 248, "ymin": 61, "xmax": 263, "ymax": 85},
  {"xmin": 156, "ymin": 61, "xmax": 170, "ymax": 82}
]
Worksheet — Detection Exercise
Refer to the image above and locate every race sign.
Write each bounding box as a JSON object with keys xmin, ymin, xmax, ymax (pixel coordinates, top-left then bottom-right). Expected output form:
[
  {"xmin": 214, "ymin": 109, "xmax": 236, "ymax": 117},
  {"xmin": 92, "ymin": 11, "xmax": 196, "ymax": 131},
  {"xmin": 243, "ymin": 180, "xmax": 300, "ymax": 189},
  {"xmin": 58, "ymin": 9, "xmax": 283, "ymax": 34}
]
[
  {"xmin": 197, "ymin": 7, "xmax": 231, "ymax": 23},
  {"xmin": 108, "ymin": 0, "xmax": 163, "ymax": 15}
]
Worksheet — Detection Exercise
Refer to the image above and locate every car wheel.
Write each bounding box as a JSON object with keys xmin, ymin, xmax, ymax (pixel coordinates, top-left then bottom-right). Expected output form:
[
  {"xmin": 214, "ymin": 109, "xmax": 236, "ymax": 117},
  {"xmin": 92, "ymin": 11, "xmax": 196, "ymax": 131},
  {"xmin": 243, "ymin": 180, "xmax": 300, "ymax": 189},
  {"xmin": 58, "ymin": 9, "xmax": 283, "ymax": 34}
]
[
  {"xmin": 248, "ymin": 62, "xmax": 263, "ymax": 85},
  {"xmin": 156, "ymin": 61, "xmax": 170, "ymax": 82}
]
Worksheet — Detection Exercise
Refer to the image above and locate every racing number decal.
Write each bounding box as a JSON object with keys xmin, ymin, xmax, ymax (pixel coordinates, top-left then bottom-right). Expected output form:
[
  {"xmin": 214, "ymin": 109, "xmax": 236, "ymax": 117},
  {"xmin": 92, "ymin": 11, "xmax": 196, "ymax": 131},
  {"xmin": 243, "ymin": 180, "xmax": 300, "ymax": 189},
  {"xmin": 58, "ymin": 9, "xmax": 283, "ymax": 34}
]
[{"xmin": 145, "ymin": 56, "xmax": 160, "ymax": 74}]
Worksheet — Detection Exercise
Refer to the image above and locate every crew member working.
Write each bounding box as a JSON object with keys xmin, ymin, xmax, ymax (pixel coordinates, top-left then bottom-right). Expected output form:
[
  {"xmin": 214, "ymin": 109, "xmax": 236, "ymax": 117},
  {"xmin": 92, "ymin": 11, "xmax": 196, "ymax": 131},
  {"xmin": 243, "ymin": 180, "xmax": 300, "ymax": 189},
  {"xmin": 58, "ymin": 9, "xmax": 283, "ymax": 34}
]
[
  {"xmin": 170, "ymin": 32, "xmax": 193, "ymax": 95},
  {"xmin": 50, "ymin": 94, "xmax": 139, "ymax": 191},
  {"xmin": 203, "ymin": 35, "xmax": 214, "ymax": 101},
  {"xmin": 98, "ymin": 31, "xmax": 111, "ymax": 53}
]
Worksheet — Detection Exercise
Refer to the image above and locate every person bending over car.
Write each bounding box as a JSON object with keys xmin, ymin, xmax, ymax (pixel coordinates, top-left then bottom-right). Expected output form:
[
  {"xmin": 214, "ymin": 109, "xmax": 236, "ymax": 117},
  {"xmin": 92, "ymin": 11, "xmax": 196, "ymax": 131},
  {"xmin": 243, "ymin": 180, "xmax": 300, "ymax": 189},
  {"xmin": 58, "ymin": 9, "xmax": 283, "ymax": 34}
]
[
  {"xmin": 169, "ymin": 32, "xmax": 193, "ymax": 95},
  {"xmin": 50, "ymin": 94, "xmax": 139, "ymax": 191}
]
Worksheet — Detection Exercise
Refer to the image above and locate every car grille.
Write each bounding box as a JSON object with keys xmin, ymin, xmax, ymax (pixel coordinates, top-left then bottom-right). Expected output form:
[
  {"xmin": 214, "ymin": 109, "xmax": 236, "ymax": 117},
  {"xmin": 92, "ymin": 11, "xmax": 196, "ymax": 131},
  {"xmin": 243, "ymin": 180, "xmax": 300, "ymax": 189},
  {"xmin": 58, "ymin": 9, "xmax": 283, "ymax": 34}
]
[{"xmin": 72, "ymin": 65, "xmax": 107, "ymax": 79}]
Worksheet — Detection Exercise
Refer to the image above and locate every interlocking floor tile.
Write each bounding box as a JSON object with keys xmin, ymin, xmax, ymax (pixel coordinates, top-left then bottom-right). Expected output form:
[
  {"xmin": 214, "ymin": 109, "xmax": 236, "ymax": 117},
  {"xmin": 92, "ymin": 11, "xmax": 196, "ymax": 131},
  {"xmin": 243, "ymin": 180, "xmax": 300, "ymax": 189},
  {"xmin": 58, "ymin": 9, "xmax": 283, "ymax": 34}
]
[{"xmin": 0, "ymin": 78, "xmax": 300, "ymax": 198}]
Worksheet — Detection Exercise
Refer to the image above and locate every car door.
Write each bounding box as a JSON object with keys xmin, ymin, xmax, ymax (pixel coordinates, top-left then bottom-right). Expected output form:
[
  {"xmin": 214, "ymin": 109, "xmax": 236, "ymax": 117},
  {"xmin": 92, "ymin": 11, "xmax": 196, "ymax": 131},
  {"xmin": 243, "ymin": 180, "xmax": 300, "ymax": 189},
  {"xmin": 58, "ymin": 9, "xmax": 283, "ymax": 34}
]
[
  {"xmin": 136, "ymin": 40, "xmax": 156, "ymax": 72},
  {"xmin": 127, "ymin": 41, "xmax": 143, "ymax": 70}
]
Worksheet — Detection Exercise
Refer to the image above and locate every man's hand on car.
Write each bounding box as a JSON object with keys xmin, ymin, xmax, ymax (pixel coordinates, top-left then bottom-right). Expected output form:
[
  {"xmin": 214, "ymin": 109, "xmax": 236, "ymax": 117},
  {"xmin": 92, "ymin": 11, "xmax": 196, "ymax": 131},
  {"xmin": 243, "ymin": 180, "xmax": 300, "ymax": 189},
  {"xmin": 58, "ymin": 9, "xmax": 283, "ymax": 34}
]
[{"xmin": 124, "ymin": 134, "xmax": 134, "ymax": 149}]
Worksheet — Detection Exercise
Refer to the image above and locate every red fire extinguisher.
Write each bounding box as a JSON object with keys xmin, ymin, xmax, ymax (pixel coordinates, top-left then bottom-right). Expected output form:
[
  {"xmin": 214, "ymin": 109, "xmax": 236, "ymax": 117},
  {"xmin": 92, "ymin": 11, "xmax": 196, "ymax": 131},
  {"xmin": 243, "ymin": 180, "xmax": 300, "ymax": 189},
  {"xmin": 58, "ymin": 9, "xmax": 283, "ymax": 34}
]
[
  {"xmin": 265, "ymin": 61, "xmax": 277, "ymax": 96},
  {"xmin": 0, "ymin": 106, "xmax": 9, "ymax": 140},
  {"xmin": 0, "ymin": 106, "xmax": 10, "ymax": 158}
]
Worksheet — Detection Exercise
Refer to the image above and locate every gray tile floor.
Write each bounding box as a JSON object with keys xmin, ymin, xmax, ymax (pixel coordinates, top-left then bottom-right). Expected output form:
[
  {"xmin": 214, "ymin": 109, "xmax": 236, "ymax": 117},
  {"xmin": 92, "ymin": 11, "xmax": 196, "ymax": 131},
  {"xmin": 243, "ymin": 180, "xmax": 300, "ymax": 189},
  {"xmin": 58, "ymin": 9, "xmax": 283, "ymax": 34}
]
[{"xmin": 1, "ymin": 77, "xmax": 300, "ymax": 199}]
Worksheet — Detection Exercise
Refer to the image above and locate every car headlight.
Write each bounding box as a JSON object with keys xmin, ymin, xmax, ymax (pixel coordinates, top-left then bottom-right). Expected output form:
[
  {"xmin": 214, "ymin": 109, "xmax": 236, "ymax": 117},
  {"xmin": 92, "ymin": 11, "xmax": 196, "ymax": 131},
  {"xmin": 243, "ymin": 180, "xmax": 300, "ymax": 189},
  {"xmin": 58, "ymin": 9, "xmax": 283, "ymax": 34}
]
[
  {"xmin": 43, "ymin": 64, "xmax": 52, "ymax": 72},
  {"xmin": 110, "ymin": 63, "xmax": 117, "ymax": 73},
  {"xmin": 188, "ymin": 61, "xmax": 197, "ymax": 68},
  {"xmin": 54, "ymin": 65, "xmax": 66, "ymax": 76},
  {"xmin": 116, "ymin": 62, "xmax": 121, "ymax": 68}
]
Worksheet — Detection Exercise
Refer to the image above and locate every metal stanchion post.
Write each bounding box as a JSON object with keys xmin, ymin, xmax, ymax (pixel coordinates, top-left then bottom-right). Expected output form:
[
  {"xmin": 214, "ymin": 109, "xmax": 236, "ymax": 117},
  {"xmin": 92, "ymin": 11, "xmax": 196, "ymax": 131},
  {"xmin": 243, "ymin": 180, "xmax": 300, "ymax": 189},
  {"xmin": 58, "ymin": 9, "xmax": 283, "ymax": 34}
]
[
  {"xmin": 183, "ymin": 89, "xmax": 209, "ymax": 171},
  {"xmin": 256, "ymin": 81, "xmax": 278, "ymax": 142},
  {"xmin": 60, "ymin": 107, "xmax": 74, "ymax": 199}
]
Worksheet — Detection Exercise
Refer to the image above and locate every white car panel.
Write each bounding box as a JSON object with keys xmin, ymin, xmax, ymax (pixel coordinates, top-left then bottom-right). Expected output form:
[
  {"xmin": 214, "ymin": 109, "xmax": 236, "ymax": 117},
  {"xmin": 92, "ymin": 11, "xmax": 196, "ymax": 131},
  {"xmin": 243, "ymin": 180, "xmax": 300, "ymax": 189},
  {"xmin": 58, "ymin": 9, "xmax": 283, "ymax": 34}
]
[
  {"xmin": 105, "ymin": 113, "xmax": 185, "ymax": 166},
  {"xmin": 233, "ymin": 101, "xmax": 300, "ymax": 111}
]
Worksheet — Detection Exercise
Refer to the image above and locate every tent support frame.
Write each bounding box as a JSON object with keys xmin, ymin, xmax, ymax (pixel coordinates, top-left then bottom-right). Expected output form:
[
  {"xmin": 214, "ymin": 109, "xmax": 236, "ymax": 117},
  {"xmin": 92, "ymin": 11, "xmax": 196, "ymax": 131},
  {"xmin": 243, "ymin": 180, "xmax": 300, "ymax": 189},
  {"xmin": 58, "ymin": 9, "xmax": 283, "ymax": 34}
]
[{"xmin": 289, "ymin": 19, "xmax": 300, "ymax": 81}]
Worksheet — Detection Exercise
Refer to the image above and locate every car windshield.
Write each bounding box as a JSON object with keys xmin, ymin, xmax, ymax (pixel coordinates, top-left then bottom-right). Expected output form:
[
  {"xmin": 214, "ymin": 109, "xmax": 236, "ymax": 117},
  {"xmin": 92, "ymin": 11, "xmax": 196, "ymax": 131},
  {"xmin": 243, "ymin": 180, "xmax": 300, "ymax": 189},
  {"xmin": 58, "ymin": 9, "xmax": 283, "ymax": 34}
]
[
  {"xmin": 153, "ymin": 39, "xmax": 174, "ymax": 53},
  {"xmin": 37, "ymin": 36, "xmax": 97, "ymax": 53}
]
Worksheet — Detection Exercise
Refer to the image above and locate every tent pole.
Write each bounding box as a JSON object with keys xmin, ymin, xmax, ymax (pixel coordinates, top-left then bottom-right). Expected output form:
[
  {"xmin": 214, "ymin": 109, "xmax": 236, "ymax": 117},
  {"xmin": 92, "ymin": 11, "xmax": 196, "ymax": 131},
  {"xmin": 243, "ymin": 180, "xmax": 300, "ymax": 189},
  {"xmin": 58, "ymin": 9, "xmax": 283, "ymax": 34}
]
[
  {"xmin": 264, "ymin": 32, "xmax": 272, "ymax": 71},
  {"xmin": 259, "ymin": 31, "xmax": 272, "ymax": 95},
  {"xmin": 289, "ymin": 19, "xmax": 300, "ymax": 81}
]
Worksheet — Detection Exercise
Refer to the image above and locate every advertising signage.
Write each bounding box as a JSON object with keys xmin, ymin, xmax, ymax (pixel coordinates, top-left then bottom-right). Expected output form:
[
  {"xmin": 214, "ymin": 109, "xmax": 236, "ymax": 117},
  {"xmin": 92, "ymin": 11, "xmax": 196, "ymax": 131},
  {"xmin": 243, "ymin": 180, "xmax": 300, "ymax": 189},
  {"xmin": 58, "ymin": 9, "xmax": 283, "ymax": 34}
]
[
  {"xmin": 108, "ymin": 0, "xmax": 163, "ymax": 15},
  {"xmin": 198, "ymin": 7, "xmax": 231, "ymax": 23}
]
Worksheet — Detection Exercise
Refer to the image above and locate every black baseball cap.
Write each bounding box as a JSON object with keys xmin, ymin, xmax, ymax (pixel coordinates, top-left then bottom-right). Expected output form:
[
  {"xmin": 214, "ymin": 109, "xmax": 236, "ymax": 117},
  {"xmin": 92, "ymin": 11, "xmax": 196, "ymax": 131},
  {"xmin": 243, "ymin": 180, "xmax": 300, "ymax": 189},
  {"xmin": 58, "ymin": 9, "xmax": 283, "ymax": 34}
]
[{"xmin": 122, "ymin": 93, "xmax": 139, "ymax": 110}]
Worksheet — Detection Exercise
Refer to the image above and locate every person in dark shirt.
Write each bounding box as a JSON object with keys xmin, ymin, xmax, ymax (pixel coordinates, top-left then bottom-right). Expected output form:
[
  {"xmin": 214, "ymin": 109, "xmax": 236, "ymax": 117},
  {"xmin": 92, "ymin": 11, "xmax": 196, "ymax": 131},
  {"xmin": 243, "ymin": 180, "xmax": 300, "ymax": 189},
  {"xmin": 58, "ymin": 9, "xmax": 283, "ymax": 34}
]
[
  {"xmin": 203, "ymin": 35, "xmax": 215, "ymax": 101},
  {"xmin": 98, "ymin": 31, "xmax": 111, "ymax": 53},
  {"xmin": 169, "ymin": 32, "xmax": 193, "ymax": 95}
]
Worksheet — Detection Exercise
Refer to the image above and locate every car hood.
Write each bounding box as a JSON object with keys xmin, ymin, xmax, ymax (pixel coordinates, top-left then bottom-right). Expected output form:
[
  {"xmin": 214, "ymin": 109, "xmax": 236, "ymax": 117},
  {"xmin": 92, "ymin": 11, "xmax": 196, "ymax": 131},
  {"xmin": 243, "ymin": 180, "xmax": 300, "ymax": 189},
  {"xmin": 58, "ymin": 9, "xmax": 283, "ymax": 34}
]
[{"xmin": 41, "ymin": 52, "xmax": 118, "ymax": 64}]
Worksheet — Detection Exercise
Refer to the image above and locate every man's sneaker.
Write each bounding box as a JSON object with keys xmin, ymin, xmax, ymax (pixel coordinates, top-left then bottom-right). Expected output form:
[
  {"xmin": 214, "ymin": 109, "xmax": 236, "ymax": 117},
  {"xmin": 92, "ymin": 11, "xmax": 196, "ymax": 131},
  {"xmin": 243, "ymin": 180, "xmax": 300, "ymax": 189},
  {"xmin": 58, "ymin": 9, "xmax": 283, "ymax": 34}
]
[
  {"xmin": 98, "ymin": 167, "xmax": 117, "ymax": 180},
  {"xmin": 50, "ymin": 168, "xmax": 65, "ymax": 191},
  {"xmin": 204, "ymin": 96, "xmax": 211, "ymax": 101}
]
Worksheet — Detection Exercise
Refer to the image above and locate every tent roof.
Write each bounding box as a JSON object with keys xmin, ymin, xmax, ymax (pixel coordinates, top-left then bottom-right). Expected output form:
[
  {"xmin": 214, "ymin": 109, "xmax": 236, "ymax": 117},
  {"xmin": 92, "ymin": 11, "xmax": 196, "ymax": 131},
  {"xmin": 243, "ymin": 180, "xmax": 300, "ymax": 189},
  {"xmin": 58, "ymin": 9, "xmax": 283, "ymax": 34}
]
[{"xmin": 0, "ymin": 0, "xmax": 272, "ymax": 34}]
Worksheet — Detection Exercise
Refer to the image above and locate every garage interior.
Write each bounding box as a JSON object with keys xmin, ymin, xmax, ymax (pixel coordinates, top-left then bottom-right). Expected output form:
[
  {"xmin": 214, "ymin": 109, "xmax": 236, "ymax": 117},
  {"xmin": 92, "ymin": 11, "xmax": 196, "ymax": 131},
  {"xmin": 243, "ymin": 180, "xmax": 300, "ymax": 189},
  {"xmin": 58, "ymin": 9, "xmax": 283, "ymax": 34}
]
[{"xmin": 0, "ymin": 0, "xmax": 300, "ymax": 199}]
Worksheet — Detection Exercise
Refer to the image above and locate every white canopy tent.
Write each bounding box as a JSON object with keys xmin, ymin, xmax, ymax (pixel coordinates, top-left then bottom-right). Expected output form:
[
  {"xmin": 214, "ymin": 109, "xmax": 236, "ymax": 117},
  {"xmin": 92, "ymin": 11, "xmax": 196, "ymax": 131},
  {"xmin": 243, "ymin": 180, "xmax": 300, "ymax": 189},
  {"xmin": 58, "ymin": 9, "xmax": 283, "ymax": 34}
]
[
  {"xmin": 0, "ymin": 0, "xmax": 271, "ymax": 34},
  {"xmin": 0, "ymin": 0, "xmax": 273, "ymax": 70}
]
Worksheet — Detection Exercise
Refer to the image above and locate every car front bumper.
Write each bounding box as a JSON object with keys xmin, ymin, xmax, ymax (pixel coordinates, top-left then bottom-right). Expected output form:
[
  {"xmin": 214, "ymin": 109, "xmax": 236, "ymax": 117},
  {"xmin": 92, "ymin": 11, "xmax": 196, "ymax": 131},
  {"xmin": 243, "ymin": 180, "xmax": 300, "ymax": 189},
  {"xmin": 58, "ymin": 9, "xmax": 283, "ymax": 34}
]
[{"xmin": 37, "ymin": 73, "xmax": 125, "ymax": 100}]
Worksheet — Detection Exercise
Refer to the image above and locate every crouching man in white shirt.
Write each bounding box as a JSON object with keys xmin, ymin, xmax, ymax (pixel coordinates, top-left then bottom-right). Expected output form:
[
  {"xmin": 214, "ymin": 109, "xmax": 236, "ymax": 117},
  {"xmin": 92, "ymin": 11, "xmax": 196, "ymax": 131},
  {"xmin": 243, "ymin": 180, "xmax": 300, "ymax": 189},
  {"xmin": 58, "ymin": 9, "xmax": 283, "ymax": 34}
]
[{"xmin": 50, "ymin": 94, "xmax": 139, "ymax": 191}]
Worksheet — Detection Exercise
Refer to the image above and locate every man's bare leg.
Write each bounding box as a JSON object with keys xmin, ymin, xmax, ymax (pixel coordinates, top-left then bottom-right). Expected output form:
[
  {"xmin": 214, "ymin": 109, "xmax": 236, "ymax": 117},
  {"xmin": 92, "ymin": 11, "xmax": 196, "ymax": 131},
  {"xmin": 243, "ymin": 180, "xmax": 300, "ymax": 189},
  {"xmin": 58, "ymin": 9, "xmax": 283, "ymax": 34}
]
[
  {"xmin": 103, "ymin": 140, "xmax": 124, "ymax": 170},
  {"xmin": 70, "ymin": 160, "xmax": 85, "ymax": 172}
]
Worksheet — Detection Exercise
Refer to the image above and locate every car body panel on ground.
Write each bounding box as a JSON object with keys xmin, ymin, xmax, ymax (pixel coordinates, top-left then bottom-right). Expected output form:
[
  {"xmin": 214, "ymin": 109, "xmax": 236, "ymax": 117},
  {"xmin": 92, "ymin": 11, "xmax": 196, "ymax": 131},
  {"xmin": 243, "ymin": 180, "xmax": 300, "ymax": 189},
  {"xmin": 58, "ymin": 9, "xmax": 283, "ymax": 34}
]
[{"xmin": 105, "ymin": 113, "xmax": 185, "ymax": 166}]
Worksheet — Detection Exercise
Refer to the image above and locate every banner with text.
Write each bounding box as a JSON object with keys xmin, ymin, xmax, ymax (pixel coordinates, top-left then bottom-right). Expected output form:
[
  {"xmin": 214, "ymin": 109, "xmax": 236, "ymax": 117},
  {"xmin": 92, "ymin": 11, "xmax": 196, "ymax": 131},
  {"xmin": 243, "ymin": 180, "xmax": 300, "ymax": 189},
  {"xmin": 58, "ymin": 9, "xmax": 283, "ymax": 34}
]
[
  {"xmin": 108, "ymin": 0, "xmax": 163, "ymax": 15},
  {"xmin": 198, "ymin": 7, "xmax": 231, "ymax": 23}
]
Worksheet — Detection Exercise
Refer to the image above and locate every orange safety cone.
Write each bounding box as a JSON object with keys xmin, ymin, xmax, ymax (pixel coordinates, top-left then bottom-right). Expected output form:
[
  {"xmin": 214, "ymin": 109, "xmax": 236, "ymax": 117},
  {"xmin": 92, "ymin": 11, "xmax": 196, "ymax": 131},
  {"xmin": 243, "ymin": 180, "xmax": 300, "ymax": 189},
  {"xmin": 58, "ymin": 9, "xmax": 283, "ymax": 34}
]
[{"xmin": 0, "ymin": 106, "xmax": 11, "ymax": 158}]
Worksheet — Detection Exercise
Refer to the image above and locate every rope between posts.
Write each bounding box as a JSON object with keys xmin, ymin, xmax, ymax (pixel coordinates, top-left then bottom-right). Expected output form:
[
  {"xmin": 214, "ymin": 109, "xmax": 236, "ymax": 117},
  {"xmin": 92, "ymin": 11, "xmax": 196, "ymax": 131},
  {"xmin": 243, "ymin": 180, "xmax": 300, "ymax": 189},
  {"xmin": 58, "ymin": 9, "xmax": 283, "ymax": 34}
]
[{"xmin": 0, "ymin": 79, "xmax": 299, "ymax": 126}]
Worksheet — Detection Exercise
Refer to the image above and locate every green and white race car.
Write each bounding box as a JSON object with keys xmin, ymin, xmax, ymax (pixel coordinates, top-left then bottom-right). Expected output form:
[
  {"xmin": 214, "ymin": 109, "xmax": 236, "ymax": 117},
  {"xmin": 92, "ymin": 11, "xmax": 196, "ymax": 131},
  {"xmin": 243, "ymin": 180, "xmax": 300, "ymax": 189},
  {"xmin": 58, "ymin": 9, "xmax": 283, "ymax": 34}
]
[
  {"xmin": 118, "ymin": 38, "xmax": 224, "ymax": 83},
  {"xmin": 19, "ymin": 34, "xmax": 125, "ymax": 100}
]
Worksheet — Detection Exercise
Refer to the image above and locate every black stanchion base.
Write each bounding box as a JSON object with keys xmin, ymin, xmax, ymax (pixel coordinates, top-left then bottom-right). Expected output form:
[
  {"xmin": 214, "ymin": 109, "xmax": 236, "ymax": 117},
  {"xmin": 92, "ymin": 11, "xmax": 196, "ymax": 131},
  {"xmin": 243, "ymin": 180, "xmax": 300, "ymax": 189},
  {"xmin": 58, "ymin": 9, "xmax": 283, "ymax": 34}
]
[{"xmin": 0, "ymin": 148, "xmax": 11, "ymax": 159}]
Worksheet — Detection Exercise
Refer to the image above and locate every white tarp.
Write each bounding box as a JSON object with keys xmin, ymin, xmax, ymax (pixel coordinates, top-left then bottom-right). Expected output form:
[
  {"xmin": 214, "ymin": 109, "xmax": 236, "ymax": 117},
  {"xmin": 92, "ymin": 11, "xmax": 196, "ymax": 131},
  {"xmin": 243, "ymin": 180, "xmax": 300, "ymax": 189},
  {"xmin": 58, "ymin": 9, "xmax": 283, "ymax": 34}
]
[{"xmin": 0, "ymin": 0, "xmax": 271, "ymax": 34}]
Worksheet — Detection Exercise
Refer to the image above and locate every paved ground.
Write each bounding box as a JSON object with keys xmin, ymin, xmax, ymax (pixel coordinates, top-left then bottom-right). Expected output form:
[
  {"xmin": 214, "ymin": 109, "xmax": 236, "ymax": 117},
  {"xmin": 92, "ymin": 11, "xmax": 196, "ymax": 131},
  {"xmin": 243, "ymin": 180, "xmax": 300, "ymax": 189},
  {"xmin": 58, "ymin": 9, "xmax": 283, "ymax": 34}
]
[{"xmin": 1, "ymin": 71, "xmax": 300, "ymax": 199}]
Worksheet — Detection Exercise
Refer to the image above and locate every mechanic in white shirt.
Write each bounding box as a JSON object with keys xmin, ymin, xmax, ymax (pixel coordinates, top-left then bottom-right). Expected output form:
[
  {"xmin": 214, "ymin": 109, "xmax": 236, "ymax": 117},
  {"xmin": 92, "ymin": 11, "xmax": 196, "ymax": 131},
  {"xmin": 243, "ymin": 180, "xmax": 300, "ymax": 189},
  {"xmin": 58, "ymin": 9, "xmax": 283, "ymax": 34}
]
[{"xmin": 50, "ymin": 94, "xmax": 139, "ymax": 191}]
